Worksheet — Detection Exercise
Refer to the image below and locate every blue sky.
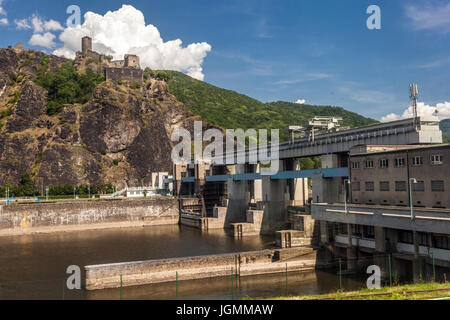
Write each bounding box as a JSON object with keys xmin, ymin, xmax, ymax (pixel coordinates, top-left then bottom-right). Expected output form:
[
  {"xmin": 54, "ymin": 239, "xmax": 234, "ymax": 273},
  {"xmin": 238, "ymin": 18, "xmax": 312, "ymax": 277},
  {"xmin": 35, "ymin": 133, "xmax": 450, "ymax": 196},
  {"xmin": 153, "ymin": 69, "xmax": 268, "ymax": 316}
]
[{"xmin": 0, "ymin": 0, "xmax": 449, "ymax": 121}]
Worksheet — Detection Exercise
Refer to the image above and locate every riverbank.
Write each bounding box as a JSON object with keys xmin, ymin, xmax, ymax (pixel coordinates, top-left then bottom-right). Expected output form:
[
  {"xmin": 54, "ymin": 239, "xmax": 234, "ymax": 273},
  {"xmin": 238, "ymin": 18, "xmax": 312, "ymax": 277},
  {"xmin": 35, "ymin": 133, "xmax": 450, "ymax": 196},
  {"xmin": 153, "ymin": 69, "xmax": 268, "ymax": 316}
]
[
  {"xmin": 268, "ymin": 282, "xmax": 450, "ymax": 300},
  {"xmin": 0, "ymin": 197, "xmax": 179, "ymax": 236}
]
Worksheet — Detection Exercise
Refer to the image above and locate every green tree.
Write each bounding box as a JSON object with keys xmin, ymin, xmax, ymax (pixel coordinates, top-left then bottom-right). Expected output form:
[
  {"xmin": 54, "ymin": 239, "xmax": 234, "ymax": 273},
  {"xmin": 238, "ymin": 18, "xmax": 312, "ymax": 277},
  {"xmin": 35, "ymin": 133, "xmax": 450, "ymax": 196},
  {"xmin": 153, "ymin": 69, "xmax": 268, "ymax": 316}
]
[
  {"xmin": 9, "ymin": 173, "xmax": 39, "ymax": 197},
  {"xmin": 35, "ymin": 60, "xmax": 105, "ymax": 115}
]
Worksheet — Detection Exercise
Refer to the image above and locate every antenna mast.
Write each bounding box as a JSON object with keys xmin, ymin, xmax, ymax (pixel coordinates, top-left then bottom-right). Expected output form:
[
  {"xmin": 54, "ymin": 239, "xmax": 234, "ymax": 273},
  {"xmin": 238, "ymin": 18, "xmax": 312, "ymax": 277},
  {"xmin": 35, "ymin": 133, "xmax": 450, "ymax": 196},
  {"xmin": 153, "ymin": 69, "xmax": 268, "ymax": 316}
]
[{"xmin": 409, "ymin": 84, "xmax": 419, "ymax": 129}]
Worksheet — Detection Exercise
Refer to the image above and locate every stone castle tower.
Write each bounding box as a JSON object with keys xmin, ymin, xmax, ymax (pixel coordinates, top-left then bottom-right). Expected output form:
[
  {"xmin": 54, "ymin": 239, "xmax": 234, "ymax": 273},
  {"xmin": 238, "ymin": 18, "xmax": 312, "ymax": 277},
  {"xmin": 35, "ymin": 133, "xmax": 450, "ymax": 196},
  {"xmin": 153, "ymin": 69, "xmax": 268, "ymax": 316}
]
[
  {"xmin": 82, "ymin": 36, "xmax": 92, "ymax": 54},
  {"xmin": 124, "ymin": 54, "xmax": 140, "ymax": 68},
  {"xmin": 78, "ymin": 36, "xmax": 143, "ymax": 83}
]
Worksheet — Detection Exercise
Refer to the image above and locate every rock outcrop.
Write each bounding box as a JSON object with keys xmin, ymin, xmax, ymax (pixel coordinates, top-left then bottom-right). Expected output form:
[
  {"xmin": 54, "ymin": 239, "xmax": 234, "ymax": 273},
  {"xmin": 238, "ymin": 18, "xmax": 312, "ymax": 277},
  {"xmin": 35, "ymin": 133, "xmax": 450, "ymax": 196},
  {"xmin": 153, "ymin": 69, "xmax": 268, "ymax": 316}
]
[{"xmin": 0, "ymin": 47, "xmax": 210, "ymax": 191}]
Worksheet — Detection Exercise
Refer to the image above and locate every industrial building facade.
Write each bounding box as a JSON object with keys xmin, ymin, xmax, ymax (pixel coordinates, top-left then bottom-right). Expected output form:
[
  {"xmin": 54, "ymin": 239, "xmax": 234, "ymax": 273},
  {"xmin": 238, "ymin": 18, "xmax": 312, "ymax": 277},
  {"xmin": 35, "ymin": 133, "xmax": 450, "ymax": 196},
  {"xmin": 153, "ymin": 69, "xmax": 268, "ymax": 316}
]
[
  {"xmin": 312, "ymin": 144, "xmax": 450, "ymax": 281},
  {"xmin": 349, "ymin": 144, "xmax": 450, "ymax": 208}
]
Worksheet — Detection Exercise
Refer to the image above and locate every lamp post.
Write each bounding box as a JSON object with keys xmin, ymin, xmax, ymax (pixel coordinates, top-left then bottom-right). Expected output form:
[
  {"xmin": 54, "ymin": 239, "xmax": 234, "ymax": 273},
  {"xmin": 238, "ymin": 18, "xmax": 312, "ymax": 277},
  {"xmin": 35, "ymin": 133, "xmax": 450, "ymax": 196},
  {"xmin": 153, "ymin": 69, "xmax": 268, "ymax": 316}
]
[
  {"xmin": 409, "ymin": 178, "xmax": 417, "ymax": 221},
  {"xmin": 344, "ymin": 179, "xmax": 351, "ymax": 213}
]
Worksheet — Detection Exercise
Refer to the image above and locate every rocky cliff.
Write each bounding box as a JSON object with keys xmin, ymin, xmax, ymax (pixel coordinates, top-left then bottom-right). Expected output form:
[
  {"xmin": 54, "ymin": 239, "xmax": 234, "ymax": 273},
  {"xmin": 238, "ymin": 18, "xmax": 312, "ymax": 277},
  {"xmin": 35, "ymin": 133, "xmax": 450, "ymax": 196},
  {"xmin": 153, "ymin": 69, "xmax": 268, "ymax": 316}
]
[{"xmin": 0, "ymin": 45, "xmax": 207, "ymax": 191}]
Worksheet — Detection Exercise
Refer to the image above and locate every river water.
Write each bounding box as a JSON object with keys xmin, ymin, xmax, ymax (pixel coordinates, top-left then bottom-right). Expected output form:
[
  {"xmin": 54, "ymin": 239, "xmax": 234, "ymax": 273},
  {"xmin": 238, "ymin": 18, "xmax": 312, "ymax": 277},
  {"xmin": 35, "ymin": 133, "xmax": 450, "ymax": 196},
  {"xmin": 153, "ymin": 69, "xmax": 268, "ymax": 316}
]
[{"xmin": 0, "ymin": 225, "xmax": 366, "ymax": 300}]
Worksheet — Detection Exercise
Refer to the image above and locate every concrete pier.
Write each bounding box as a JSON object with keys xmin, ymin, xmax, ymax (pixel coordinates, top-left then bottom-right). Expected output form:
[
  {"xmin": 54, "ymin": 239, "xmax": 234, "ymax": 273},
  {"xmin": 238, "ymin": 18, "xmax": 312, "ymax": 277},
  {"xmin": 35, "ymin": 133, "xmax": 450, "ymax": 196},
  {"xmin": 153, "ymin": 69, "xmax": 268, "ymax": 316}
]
[{"xmin": 85, "ymin": 247, "xmax": 319, "ymax": 290}]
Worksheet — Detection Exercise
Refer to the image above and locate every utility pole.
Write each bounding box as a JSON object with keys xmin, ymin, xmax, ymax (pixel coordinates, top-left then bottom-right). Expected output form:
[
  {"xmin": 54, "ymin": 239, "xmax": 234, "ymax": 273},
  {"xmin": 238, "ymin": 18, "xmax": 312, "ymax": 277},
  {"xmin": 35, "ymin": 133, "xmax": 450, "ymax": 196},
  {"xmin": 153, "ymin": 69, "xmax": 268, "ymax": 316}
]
[
  {"xmin": 409, "ymin": 178, "xmax": 417, "ymax": 221},
  {"xmin": 344, "ymin": 179, "xmax": 351, "ymax": 213},
  {"xmin": 409, "ymin": 84, "xmax": 419, "ymax": 130}
]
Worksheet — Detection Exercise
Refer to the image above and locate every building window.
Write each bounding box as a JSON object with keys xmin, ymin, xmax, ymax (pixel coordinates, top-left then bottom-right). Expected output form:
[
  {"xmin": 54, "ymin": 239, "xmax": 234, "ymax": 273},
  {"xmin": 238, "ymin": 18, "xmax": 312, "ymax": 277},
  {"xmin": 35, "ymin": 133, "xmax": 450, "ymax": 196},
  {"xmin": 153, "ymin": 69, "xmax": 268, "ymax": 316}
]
[
  {"xmin": 395, "ymin": 181, "xmax": 407, "ymax": 192},
  {"xmin": 365, "ymin": 181, "xmax": 374, "ymax": 191},
  {"xmin": 380, "ymin": 181, "xmax": 390, "ymax": 191},
  {"xmin": 352, "ymin": 182, "xmax": 361, "ymax": 191},
  {"xmin": 351, "ymin": 161, "xmax": 360, "ymax": 169},
  {"xmin": 431, "ymin": 180, "xmax": 445, "ymax": 192},
  {"xmin": 418, "ymin": 232, "xmax": 429, "ymax": 246},
  {"xmin": 365, "ymin": 160, "xmax": 374, "ymax": 169},
  {"xmin": 431, "ymin": 155, "xmax": 443, "ymax": 165},
  {"xmin": 413, "ymin": 181, "xmax": 425, "ymax": 192},
  {"xmin": 352, "ymin": 225, "xmax": 362, "ymax": 237},
  {"xmin": 379, "ymin": 159, "xmax": 389, "ymax": 168},
  {"xmin": 412, "ymin": 156, "xmax": 423, "ymax": 166},
  {"xmin": 337, "ymin": 223, "xmax": 347, "ymax": 235},
  {"xmin": 394, "ymin": 158, "xmax": 405, "ymax": 168},
  {"xmin": 433, "ymin": 235, "xmax": 450, "ymax": 250},
  {"xmin": 399, "ymin": 231, "xmax": 413, "ymax": 244},
  {"xmin": 363, "ymin": 226, "xmax": 375, "ymax": 239}
]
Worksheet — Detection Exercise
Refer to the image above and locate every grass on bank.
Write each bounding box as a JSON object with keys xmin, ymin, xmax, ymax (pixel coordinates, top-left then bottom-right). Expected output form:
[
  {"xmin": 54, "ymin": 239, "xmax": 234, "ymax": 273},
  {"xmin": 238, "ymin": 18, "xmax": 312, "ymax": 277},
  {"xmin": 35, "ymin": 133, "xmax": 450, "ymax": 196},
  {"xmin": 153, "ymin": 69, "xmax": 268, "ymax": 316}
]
[{"xmin": 265, "ymin": 282, "xmax": 450, "ymax": 300}]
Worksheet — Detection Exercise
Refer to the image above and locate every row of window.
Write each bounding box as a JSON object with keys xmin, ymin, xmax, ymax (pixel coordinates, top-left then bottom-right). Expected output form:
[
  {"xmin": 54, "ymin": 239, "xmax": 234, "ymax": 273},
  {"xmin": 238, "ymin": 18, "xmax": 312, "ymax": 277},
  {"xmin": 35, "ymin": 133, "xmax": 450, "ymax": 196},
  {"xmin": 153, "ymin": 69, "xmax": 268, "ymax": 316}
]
[
  {"xmin": 336, "ymin": 226, "xmax": 450, "ymax": 250},
  {"xmin": 352, "ymin": 180, "xmax": 445, "ymax": 192},
  {"xmin": 399, "ymin": 231, "xmax": 450, "ymax": 250},
  {"xmin": 351, "ymin": 155, "xmax": 444, "ymax": 169},
  {"xmin": 335, "ymin": 224, "xmax": 375, "ymax": 239}
]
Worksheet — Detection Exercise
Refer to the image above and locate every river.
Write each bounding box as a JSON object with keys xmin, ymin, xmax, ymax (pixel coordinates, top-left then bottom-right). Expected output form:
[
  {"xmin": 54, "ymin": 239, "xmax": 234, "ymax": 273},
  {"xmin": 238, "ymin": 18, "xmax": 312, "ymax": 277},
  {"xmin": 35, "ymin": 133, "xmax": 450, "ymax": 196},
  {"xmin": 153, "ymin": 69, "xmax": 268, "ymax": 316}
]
[{"xmin": 0, "ymin": 225, "xmax": 366, "ymax": 300}]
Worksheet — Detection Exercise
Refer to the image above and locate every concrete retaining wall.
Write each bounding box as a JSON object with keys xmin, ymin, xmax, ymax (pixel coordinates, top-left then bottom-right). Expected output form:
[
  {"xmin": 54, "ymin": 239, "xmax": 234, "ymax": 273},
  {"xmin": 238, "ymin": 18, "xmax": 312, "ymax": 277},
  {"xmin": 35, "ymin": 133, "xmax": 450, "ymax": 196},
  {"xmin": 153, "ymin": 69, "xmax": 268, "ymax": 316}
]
[
  {"xmin": 0, "ymin": 198, "xmax": 179, "ymax": 236},
  {"xmin": 85, "ymin": 248, "xmax": 318, "ymax": 290}
]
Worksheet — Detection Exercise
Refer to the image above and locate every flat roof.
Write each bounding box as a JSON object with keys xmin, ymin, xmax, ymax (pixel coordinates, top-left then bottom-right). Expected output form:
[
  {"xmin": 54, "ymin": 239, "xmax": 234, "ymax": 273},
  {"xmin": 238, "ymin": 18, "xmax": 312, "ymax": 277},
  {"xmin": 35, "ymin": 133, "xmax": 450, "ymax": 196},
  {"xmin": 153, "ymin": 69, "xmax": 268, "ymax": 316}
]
[{"xmin": 350, "ymin": 144, "xmax": 450, "ymax": 157}]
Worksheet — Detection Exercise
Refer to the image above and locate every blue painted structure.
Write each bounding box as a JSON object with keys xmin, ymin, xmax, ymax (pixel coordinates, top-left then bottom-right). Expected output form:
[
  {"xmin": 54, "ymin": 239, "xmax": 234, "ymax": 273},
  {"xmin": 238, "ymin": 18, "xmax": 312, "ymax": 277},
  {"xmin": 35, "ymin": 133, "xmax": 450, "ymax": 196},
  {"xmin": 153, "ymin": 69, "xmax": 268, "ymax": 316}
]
[{"xmin": 181, "ymin": 168, "xmax": 348, "ymax": 183}]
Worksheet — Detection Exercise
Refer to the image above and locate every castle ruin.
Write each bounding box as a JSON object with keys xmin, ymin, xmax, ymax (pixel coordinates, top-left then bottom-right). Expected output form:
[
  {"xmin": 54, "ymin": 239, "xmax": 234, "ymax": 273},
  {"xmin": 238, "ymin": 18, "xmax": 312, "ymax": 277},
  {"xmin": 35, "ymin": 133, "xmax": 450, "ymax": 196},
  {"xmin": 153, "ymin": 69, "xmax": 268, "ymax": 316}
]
[{"xmin": 78, "ymin": 36, "xmax": 143, "ymax": 83}]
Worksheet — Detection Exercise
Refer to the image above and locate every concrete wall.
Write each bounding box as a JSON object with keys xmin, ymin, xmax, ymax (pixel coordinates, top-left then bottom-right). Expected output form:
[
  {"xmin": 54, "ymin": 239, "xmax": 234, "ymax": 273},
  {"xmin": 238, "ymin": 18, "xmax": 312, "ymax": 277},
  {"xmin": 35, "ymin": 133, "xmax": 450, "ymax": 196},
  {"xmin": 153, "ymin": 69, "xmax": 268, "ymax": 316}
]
[
  {"xmin": 180, "ymin": 206, "xmax": 227, "ymax": 230},
  {"xmin": 224, "ymin": 165, "xmax": 249, "ymax": 225},
  {"xmin": 85, "ymin": 248, "xmax": 317, "ymax": 290},
  {"xmin": 276, "ymin": 230, "xmax": 312, "ymax": 248},
  {"xmin": 0, "ymin": 198, "xmax": 179, "ymax": 236},
  {"xmin": 311, "ymin": 203, "xmax": 450, "ymax": 235},
  {"xmin": 312, "ymin": 174, "xmax": 343, "ymax": 204}
]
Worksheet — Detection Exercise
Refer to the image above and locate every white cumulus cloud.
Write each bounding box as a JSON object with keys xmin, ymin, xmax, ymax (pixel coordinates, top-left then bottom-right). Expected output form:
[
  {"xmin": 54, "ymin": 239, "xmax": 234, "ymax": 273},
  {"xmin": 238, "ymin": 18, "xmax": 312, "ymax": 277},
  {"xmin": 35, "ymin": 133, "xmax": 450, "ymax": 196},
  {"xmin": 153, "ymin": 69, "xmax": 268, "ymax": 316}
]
[
  {"xmin": 14, "ymin": 18, "xmax": 31, "ymax": 30},
  {"xmin": 29, "ymin": 32, "xmax": 57, "ymax": 49},
  {"xmin": 13, "ymin": 14, "xmax": 64, "ymax": 50},
  {"xmin": 15, "ymin": 14, "xmax": 63, "ymax": 33},
  {"xmin": 53, "ymin": 5, "xmax": 212, "ymax": 81},
  {"xmin": 296, "ymin": 99, "xmax": 306, "ymax": 105},
  {"xmin": 30, "ymin": 14, "xmax": 63, "ymax": 33},
  {"xmin": 0, "ymin": 0, "xmax": 8, "ymax": 26},
  {"xmin": 0, "ymin": 0, "xmax": 6, "ymax": 16},
  {"xmin": 405, "ymin": 2, "xmax": 450, "ymax": 32},
  {"xmin": 381, "ymin": 101, "xmax": 450, "ymax": 122}
]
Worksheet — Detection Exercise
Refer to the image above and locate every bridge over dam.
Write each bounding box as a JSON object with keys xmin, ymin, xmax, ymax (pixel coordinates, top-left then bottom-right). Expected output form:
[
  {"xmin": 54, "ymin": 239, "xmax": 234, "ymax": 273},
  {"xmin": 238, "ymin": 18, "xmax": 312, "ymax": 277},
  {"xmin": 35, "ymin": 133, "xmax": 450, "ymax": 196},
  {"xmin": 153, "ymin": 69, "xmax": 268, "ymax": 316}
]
[
  {"xmin": 173, "ymin": 116, "xmax": 443, "ymax": 239},
  {"xmin": 201, "ymin": 116, "xmax": 442, "ymax": 163}
]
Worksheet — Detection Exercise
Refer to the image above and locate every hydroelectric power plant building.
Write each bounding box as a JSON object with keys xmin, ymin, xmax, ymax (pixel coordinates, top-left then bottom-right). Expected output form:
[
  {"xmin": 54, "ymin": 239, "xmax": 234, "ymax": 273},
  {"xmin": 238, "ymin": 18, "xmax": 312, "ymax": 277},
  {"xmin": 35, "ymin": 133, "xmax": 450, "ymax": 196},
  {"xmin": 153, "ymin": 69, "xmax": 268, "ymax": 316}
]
[{"xmin": 174, "ymin": 115, "xmax": 449, "ymax": 281}]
